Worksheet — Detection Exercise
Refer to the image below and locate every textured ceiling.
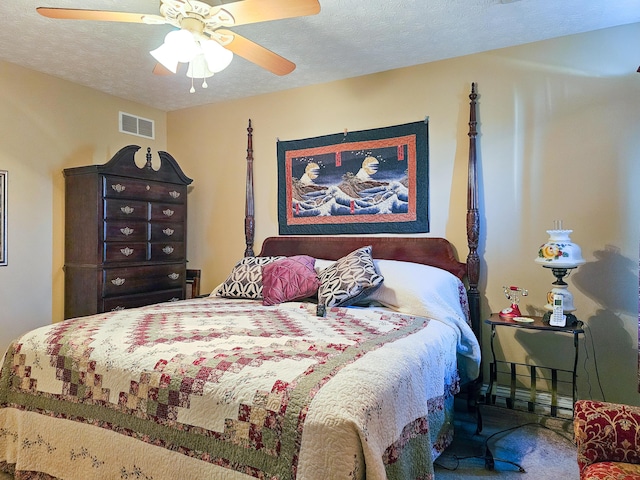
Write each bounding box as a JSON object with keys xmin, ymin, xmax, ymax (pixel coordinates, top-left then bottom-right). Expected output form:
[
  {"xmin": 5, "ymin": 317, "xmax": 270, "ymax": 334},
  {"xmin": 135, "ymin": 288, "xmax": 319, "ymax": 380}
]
[{"xmin": 1, "ymin": 0, "xmax": 639, "ymax": 111}]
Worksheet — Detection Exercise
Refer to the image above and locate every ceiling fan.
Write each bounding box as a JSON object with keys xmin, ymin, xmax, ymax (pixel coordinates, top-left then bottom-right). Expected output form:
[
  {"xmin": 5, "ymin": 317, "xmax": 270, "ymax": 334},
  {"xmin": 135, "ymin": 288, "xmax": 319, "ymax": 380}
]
[{"xmin": 37, "ymin": 0, "xmax": 321, "ymax": 91}]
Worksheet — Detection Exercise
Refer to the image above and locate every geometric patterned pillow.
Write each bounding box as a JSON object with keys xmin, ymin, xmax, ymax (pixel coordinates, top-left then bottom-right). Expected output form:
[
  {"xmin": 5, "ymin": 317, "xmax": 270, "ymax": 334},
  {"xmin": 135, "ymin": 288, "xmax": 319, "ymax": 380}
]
[
  {"xmin": 216, "ymin": 256, "xmax": 285, "ymax": 299},
  {"xmin": 318, "ymin": 246, "xmax": 384, "ymax": 307},
  {"xmin": 262, "ymin": 255, "xmax": 320, "ymax": 306}
]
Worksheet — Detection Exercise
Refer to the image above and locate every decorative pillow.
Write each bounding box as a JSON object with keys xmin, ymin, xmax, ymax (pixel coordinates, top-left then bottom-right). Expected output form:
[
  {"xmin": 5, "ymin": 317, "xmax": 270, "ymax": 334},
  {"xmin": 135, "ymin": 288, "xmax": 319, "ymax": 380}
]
[
  {"xmin": 317, "ymin": 246, "xmax": 384, "ymax": 307},
  {"xmin": 262, "ymin": 255, "xmax": 320, "ymax": 306},
  {"xmin": 216, "ymin": 256, "xmax": 285, "ymax": 299}
]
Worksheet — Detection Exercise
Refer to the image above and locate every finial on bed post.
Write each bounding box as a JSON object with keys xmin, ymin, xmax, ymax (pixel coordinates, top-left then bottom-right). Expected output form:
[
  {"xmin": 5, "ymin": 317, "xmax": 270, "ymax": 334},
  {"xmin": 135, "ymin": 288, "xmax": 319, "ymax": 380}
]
[{"xmin": 244, "ymin": 119, "xmax": 255, "ymax": 257}]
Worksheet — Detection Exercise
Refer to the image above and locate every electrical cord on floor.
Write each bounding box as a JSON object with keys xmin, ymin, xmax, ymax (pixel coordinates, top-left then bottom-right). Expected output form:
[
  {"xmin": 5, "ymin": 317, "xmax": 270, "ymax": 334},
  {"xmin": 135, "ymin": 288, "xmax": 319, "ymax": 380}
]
[
  {"xmin": 582, "ymin": 323, "xmax": 606, "ymax": 402},
  {"xmin": 434, "ymin": 434, "xmax": 525, "ymax": 472},
  {"xmin": 480, "ymin": 422, "xmax": 536, "ymax": 473},
  {"xmin": 484, "ymin": 445, "xmax": 496, "ymax": 470},
  {"xmin": 434, "ymin": 420, "xmax": 576, "ymax": 473}
]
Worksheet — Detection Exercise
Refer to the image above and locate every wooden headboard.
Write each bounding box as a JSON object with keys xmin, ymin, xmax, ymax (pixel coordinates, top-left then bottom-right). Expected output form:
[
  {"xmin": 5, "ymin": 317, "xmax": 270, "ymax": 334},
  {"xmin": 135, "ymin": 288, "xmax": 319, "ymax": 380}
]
[
  {"xmin": 242, "ymin": 84, "xmax": 481, "ymax": 342},
  {"xmin": 259, "ymin": 236, "xmax": 466, "ymax": 280}
]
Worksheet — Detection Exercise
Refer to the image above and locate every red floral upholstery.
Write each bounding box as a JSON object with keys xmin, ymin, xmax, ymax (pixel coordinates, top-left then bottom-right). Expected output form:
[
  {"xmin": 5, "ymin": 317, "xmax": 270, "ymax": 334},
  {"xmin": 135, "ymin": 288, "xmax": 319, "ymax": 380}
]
[
  {"xmin": 574, "ymin": 400, "xmax": 640, "ymax": 480},
  {"xmin": 581, "ymin": 462, "xmax": 640, "ymax": 480}
]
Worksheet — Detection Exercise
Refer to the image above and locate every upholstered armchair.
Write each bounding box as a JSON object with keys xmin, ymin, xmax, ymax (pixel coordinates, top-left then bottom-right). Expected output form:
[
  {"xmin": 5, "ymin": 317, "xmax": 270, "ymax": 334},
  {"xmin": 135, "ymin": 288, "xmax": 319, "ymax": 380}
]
[{"xmin": 574, "ymin": 399, "xmax": 640, "ymax": 479}]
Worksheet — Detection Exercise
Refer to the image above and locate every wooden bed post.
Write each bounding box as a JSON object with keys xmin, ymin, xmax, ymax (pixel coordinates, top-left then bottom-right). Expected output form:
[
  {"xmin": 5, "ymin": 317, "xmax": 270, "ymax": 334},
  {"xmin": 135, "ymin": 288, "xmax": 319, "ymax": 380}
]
[
  {"xmin": 465, "ymin": 83, "xmax": 483, "ymax": 422},
  {"xmin": 244, "ymin": 119, "xmax": 255, "ymax": 257},
  {"xmin": 466, "ymin": 83, "xmax": 481, "ymax": 341}
]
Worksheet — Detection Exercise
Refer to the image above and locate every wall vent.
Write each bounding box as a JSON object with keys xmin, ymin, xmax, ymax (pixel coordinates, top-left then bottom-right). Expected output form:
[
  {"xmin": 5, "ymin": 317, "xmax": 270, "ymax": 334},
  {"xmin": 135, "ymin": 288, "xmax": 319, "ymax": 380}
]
[{"xmin": 119, "ymin": 112, "xmax": 155, "ymax": 139}]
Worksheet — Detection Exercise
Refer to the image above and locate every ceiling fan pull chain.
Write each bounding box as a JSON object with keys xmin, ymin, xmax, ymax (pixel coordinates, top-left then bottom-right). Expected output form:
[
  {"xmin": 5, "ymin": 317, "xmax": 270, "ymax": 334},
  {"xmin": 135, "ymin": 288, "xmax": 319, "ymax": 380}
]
[{"xmin": 190, "ymin": 76, "xmax": 195, "ymax": 94}]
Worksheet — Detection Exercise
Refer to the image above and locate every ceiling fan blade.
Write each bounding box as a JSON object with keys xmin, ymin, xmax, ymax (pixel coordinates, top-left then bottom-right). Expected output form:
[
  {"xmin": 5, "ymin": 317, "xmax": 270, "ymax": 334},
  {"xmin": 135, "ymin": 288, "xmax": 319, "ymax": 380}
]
[
  {"xmin": 217, "ymin": 29, "xmax": 295, "ymax": 76},
  {"xmin": 222, "ymin": 0, "xmax": 320, "ymax": 27},
  {"xmin": 153, "ymin": 63, "xmax": 174, "ymax": 76},
  {"xmin": 37, "ymin": 7, "xmax": 147, "ymax": 23}
]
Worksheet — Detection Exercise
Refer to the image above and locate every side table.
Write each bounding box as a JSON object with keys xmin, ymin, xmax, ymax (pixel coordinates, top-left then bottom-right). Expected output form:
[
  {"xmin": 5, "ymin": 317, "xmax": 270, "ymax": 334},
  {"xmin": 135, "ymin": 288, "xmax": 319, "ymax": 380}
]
[{"xmin": 485, "ymin": 313, "xmax": 584, "ymax": 417}]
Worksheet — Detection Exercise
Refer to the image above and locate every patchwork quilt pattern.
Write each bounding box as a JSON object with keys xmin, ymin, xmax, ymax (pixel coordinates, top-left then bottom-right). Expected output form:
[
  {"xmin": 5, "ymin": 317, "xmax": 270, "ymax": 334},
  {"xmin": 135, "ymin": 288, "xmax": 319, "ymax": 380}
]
[{"xmin": 1, "ymin": 298, "xmax": 463, "ymax": 480}]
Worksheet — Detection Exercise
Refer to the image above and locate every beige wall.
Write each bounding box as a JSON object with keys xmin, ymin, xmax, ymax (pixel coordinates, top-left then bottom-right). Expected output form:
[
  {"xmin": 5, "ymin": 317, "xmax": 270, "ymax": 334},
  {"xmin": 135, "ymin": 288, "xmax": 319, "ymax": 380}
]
[
  {"xmin": 0, "ymin": 23, "xmax": 638, "ymax": 406},
  {"xmin": 168, "ymin": 23, "xmax": 640, "ymax": 405},
  {"xmin": 0, "ymin": 61, "xmax": 167, "ymax": 352}
]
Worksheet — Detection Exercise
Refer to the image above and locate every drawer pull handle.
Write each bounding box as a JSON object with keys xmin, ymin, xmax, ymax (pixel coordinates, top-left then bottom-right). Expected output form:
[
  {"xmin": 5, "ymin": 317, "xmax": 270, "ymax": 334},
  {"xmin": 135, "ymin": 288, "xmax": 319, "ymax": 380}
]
[
  {"xmin": 120, "ymin": 227, "xmax": 134, "ymax": 236},
  {"xmin": 163, "ymin": 228, "xmax": 174, "ymax": 236},
  {"xmin": 146, "ymin": 185, "xmax": 151, "ymax": 191},
  {"xmin": 111, "ymin": 306, "xmax": 126, "ymax": 311},
  {"xmin": 162, "ymin": 246, "xmax": 174, "ymax": 254},
  {"xmin": 169, "ymin": 191, "xmax": 180, "ymax": 199},
  {"xmin": 168, "ymin": 273, "xmax": 180, "ymax": 280},
  {"xmin": 162, "ymin": 208, "xmax": 175, "ymax": 217},
  {"xmin": 120, "ymin": 247, "xmax": 134, "ymax": 256},
  {"xmin": 111, "ymin": 278, "xmax": 125, "ymax": 286},
  {"xmin": 111, "ymin": 184, "xmax": 126, "ymax": 193},
  {"xmin": 121, "ymin": 206, "xmax": 134, "ymax": 215}
]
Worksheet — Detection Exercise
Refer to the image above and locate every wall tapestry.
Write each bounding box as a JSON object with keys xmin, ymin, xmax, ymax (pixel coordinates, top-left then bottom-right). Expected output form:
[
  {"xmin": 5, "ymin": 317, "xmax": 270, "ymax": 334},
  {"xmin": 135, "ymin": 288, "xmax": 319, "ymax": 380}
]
[
  {"xmin": 277, "ymin": 120, "xmax": 429, "ymax": 235},
  {"xmin": 0, "ymin": 170, "xmax": 6, "ymax": 266}
]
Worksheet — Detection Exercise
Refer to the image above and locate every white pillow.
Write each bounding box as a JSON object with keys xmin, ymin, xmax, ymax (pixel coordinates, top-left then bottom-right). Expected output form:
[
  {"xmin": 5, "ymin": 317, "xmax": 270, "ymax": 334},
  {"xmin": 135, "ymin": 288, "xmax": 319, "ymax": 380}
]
[
  {"xmin": 364, "ymin": 259, "xmax": 469, "ymax": 324},
  {"xmin": 314, "ymin": 258, "xmax": 335, "ymax": 273},
  {"xmin": 363, "ymin": 259, "xmax": 479, "ymax": 382}
]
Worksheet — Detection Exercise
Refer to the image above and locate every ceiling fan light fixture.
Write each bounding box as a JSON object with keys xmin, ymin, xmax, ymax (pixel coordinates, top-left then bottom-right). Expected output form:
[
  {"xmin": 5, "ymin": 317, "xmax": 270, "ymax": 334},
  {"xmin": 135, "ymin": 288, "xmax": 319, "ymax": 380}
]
[
  {"xmin": 186, "ymin": 54, "xmax": 215, "ymax": 79},
  {"xmin": 149, "ymin": 42, "xmax": 180, "ymax": 73},
  {"xmin": 201, "ymin": 39, "xmax": 233, "ymax": 73},
  {"xmin": 150, "ymin": 28, "xmax": 202, "ymax": 74},
  {"xmin": 164, "ymin": 29, "xmax": 200, "ymax": 62}
]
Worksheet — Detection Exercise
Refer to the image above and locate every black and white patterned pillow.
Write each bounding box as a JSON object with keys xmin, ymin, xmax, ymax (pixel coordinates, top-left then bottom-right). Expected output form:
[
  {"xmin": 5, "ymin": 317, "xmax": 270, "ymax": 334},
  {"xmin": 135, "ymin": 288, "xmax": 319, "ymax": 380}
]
[
  {"xmin": 318, "ymin": 246, "xmax": 384, "ymax": 307},
  {"xmin": 217, "ymin": 256, "xmax": 285, "ymax": 299}
]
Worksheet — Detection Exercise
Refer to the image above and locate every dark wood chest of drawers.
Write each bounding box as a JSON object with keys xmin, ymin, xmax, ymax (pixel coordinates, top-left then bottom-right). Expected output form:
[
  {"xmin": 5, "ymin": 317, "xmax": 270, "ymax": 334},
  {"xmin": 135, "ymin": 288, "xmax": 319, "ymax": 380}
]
[{"xmin": 63, "ymin": 145, "xmax": 193, "ymax": 319}]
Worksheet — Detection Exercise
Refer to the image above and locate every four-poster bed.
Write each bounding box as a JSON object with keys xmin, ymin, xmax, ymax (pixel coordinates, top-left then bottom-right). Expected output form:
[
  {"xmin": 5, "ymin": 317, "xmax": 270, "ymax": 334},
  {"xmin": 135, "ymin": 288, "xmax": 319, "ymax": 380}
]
[{"xmin": 0, "ymin": 84, "xmax": 482, "ymax": 480}]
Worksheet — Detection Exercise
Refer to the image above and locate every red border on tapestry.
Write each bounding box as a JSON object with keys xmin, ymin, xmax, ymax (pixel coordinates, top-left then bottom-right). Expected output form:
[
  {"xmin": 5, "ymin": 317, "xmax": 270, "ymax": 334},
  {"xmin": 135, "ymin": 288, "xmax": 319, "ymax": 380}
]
[{"xmin": 284, "ymin": 135, "xmax": 417, "ymax": 226}]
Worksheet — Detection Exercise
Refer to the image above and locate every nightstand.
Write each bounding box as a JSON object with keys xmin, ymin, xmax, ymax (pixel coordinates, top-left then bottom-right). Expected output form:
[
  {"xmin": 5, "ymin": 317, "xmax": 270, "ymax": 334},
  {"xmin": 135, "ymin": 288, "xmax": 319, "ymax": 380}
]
[{"xmin": 484, "ymin": 313, "xmax": 584, "ymax": 417}]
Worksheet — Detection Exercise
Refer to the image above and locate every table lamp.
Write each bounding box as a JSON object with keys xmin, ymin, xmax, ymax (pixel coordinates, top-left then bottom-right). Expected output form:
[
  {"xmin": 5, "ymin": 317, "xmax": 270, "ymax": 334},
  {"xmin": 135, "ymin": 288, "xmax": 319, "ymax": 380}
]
[{"xmin": 535, "ymin": 221, "xmax": 585, "ymax": 326}]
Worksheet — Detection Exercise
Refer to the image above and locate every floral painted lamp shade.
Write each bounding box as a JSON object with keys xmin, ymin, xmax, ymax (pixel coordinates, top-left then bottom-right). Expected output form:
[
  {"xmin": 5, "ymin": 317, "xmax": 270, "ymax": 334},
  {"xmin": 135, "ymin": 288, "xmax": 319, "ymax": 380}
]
[{"xmin": 535, "ymin": 222, "xmax": 585, "ymax": 325}]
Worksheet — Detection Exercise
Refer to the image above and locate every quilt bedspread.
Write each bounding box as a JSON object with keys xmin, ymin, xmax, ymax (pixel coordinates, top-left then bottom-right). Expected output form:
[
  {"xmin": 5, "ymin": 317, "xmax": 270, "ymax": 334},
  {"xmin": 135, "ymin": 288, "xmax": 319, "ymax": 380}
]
[{"xmin": 0, "ymin": 297, "xmax": 465, "ymax": 480}]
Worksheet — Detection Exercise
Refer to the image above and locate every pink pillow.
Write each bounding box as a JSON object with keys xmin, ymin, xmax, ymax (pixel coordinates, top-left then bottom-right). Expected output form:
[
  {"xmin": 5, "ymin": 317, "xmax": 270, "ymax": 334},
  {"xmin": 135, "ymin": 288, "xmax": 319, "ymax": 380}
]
[{"xmin": 262, "ymin": 255, "xmax": 320, "ymax": 306}]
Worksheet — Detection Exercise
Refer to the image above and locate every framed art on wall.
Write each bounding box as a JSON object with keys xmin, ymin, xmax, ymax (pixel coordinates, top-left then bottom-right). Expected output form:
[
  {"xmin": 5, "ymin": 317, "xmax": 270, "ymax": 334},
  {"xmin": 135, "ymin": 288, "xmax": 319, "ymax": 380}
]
[
  {"xmin": 0, "ymin": 170, "xmax": 6, "ymax": 266},
  {"xmin": 276, "ymin": 120, "xmax": 429, "ymax": 235}
]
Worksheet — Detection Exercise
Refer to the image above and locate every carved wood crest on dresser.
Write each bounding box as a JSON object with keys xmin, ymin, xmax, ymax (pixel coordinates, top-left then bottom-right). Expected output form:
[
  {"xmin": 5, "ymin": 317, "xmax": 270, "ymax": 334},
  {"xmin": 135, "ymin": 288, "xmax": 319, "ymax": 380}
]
[{"xmin": 63, "ymin": 145, "xmax": 193, "ymax": 319}]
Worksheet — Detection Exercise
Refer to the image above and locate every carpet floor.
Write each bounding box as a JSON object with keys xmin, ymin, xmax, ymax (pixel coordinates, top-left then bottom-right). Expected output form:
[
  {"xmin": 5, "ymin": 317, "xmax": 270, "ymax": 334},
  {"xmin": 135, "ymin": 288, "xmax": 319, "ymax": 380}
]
[{"xmin": 435, "ymin": 403, "xmax": 579, "ymax": 479}]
